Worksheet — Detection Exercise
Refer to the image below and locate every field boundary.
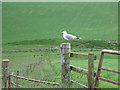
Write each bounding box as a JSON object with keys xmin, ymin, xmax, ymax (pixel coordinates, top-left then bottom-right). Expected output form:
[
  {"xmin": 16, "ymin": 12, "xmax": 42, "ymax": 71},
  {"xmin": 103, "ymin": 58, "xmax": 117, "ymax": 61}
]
[
  {"xmin": 8, "ymin": 74, "xmax": 60, "ymax": 88},
  {"xmin": 2, "ymin": 48, "xmax": 59, "ymax": 53},
  {"xmin": 60, "ymin": 43, "xmax": 96, "ymax": 88},
  {"xmin": 2, "ymin": 43, "xmax": 120, "ymax": 88},
  {"xmin": 95, "ymin": 49, "xmax": 120, "ymax": 87}
]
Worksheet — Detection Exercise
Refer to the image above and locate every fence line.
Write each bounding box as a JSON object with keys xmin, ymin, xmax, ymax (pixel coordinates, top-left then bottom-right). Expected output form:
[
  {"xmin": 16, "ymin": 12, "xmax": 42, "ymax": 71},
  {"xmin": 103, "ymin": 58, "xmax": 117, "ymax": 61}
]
[
  {"xmin": 3, "ymin": 54, "xmax": 44, "ymax": 58},
  {"xmin": 60, "ymin": 43, "xmax": 96, "ymax": 88},
  {"xmin": 10, "ymin": 82, "xmax": 25, "ymax": 88},
  {"xmin": 2, "ymin": 58, "xmax": 45, "ymax": 88},
  {"xmin": 2, "ymin": 47, "xmax": 105, "ymax": 54},
  {"xmin": 2, "ymin": 43, "xmax": 96, "ymax": 88},
  {"xmin": 8, "ymin": 74, "xmax": 60, "ymax": 88},
  {"xmin": 2, "ymin": 48, "xmax": 59, "ymax": 53},
  {"xmin": 14, "ymin": 58, "xmax": 45, "ymax": 76},
  {"xmin": 2, "ymin": 49, "xmax": 100, "ymax": 58},
  {"xmin": 2, "ymin": 43, "xmax": 119, "ymax": 88},
  {"xmin": 2, "ymin": 57, "xmax": 60, "ymax": 88}
]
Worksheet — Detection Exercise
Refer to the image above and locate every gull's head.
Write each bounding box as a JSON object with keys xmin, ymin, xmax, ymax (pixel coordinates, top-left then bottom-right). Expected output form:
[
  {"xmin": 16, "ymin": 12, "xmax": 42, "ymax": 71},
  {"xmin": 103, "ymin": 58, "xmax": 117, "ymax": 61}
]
[{"xmin": 62, "ymin": 30, "xmax": 67, "ymax": 34}]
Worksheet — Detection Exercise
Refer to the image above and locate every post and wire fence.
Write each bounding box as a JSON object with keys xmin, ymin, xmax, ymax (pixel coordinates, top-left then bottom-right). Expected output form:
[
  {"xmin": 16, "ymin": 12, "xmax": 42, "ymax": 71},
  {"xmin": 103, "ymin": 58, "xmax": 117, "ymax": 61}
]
[
  {"xmin": 2, "ymin": 47, "xmax": 62, "ymax": 88},
  {"xmin": 60, "ymin": 43, "xmax": 96, "ymax": 88},
  {"xmin": 2, "ymin": 43, "xmax": 120, "ymax": 88}
]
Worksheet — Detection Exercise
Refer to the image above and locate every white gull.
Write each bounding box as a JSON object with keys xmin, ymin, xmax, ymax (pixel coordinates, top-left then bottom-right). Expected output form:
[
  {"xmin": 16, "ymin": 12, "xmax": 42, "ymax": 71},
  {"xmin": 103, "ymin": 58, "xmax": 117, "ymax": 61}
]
[{"xmin": 62, "ymin": 30, "xmax": 82, "ymax": 40}]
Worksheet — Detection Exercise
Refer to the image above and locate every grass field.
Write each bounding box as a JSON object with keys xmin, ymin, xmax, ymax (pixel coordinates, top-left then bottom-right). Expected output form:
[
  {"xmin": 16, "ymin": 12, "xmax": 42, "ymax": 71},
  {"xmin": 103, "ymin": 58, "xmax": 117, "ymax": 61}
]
[
  {"xmin": 3, "ymin": 2, "xmax": 118, "ymax": 43},
  {"xmin": 2, "ymin": 2, "xmax": 119, "ymax": 89},
  {"xmin": 2, "ymin": 46, "xmax": 119, "ymax": 88}
]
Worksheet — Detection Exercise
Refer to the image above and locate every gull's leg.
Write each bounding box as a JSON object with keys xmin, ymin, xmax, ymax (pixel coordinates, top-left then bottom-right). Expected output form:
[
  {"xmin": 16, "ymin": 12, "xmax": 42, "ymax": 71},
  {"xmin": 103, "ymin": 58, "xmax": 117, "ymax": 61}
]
[
  {"xmin": 65, "ymin": 40, "xmax": 68, "ymax": 43},
  {"xmin": 65, "ymin": 40, "xmax": 69, "ymax": 43},
  {"xmin": 68, "ymin": 40, "xmax": 69, "ymax": 43}
]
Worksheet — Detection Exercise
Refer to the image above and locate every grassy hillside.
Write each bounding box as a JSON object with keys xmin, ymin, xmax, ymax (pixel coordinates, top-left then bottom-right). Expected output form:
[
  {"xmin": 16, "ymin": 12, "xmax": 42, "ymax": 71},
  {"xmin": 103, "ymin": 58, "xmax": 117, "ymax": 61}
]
[
  {"xmin": 3, "ymin": 2, "xmax": 118, "ymax": 43},
  {"xmin": 0, "ymin": 2, "xmax": 1, "ymax": 43},
  {"xmin": 2, "ymin": 45, "xmax": 119, "ymax": 88},
  {"xmin": 2, "ymin": 2, "xmax": 119, "ymax": 88}
]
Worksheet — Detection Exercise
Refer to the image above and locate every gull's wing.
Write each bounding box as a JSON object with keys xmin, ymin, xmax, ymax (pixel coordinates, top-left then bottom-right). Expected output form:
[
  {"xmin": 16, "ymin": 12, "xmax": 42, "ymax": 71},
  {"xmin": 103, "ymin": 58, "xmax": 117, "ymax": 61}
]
[{"xmin": 65, "ymin": 34, "xmax": 77, "ymax": 40}]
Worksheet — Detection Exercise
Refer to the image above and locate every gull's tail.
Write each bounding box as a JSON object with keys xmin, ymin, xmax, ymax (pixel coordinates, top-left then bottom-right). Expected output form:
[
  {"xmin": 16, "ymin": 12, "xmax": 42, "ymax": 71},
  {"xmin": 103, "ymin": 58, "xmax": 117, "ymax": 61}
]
[{"xmin": 77, "ymin": 37, "xmax": 82, "ymax": 39}]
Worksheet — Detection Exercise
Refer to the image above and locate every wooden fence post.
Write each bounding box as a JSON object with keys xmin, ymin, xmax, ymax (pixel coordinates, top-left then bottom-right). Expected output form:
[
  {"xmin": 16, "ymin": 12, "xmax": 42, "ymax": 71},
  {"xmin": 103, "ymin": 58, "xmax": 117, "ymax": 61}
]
[
  {"xmin": 30, "ymin": 64, "xmax": 32, "ymax": 72},
  {"xmin": 88, "ymin": 53, "xmax": 95, "ymax": 89},
  {"xmin": 16, "ymin": 71, "xmax": 19, "ymax": 85},
  {"xmin": 2, "ymin": 59, "xmax": 9, "ymax": 88},
  {"xmin": 26, "ymin": 65, "xmax": 29, "ymax": 75},
  {"xmin": 60, "ymin": 43, "xmax": 71, "ymax": 87}
]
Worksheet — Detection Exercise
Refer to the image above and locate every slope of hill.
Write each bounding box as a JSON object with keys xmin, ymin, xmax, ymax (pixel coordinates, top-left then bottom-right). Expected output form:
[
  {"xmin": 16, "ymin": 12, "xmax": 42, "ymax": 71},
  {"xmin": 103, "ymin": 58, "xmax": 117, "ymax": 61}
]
[{"xmin": 3, "ymin": 2, "xmax": 118, "ymax": 43}]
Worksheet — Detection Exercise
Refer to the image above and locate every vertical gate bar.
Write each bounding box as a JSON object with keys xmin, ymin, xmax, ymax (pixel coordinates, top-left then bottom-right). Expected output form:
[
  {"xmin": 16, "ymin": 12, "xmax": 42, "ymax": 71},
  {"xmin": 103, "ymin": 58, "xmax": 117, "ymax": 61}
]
[
  {"xmin": 95, "ymin": 52, "xmax": 104, "ymax": 88},
  {"xmin": 8, "ymin": 75, "xmax": 11, "ymax": 88}
]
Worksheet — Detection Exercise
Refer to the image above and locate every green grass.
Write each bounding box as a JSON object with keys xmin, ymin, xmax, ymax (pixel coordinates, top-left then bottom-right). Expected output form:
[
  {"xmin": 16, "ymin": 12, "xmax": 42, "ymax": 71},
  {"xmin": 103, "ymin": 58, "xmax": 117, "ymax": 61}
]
[
  {"xmin": 2, "ymin": 2, "xmax": 119, "ymax": 89},
  {"xmin": 3, "ymin": 39, "xmax": 119, "ymax": 51},
  {"xmin": 2, "ymin": 44, "xmax": 119, "ymax": 88},
  {"xmin": 3, "ymin": 2, "xmax": 118, "ymax": 43}
]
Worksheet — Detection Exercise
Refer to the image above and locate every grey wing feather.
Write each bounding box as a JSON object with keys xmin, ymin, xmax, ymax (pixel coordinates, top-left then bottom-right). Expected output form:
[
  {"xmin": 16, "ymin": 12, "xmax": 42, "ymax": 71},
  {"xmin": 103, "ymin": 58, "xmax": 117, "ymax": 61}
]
[{"xmin": 65, "ymin": 34, "xmax": 77, "ymax": 40}]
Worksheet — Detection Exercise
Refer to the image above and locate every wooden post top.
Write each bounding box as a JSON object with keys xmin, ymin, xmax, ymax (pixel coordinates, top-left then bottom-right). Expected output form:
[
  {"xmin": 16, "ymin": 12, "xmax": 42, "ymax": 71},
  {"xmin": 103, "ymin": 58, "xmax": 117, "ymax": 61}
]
[
  {"xmin": 61, "ymin": 43, "xmax": 70, "ymax": 44},
  {"xmin": 61, "ymin": 43, "xmax": 70, "ymax": 46},
  {"xmin": 88, "ymin": 53, "xmax": 96, "ymax": 60},
  {"xmin": 2, "ymin": 59, "xmax": 9, "ymax": 62}
]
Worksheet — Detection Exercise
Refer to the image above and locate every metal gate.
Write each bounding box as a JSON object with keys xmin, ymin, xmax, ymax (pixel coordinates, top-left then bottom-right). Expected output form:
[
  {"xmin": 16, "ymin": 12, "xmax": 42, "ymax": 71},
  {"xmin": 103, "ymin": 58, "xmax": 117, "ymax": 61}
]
[{"xmin": 95, "ymin": 49, "xmax": 120, "ymax": 88}]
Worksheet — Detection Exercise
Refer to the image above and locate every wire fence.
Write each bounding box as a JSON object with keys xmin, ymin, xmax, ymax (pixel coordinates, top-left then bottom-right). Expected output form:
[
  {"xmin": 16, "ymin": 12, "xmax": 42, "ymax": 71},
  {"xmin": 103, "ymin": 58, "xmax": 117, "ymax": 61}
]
[
  {"xmin": 8, "ymin": 74, "xmax": 60, "ymax": 88},
  {"xmin": 3, "ymin": 47, "xmax": 97, "ymax": 88},
  {"xmin": 4, "ymin": 48, "xmax": 61, "ymax": 88},
  {"xmin": 11, "ymin": 58, "xmax": 45, "ymax": 77}
]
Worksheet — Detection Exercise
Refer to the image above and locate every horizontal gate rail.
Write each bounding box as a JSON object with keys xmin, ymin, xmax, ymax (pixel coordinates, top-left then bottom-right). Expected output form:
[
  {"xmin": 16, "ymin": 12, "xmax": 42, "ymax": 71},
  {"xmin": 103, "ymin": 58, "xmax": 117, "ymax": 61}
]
[
  {"xmin": 98, "ymin": 77, "xmax": 120, "ymax": 85},
  {"xmin": 11, "ymin": 82, "xmax": 25, "ymax": 88},
  {"xmin": 100, "ymin": 68, "xmax": 120, "ymax": 74},
  {"xmin": 102, "ymin": 49, "xmax": 120, "ymax": 55}
]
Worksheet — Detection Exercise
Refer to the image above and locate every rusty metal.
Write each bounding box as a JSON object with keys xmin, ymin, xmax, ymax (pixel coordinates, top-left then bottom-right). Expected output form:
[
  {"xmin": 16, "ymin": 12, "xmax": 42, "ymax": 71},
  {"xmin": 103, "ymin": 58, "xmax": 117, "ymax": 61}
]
[
  {"xmin": 100, "ymin": 68, "xmax": 120, "ymax": 74},
  {"xmin": 98, "ymin": 77, "xmax": 120, "ymax": 85},
  {"xmin": 95, "ymin": 52, "xmax": 104, "ymax": 87},
  {"xmin": 102, "ymin": 49, "xmax": 120, "ymax": 55},
  {"xmin": 10, "ymin": 82, "xmax": 25, "ymax": 88},
  {"xmin": 8, "ymin": 74, "xmax": 60, "ymax": 86},
  {"xmin": 8, "ymin": 75, "xmax": 11, "ymax": 88},
  {"xmin": 95, "ymin": 49, "xmax": 120, "ymax": 88}
]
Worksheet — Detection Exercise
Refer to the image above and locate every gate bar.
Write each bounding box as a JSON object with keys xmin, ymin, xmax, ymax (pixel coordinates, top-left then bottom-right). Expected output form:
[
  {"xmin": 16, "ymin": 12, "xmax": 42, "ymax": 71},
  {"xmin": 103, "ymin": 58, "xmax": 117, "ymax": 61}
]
[
  {"xmin": 11, "ymin": 82, "xmax": 25, "ymax": 88},
  {"xmin": 102, "ymin": 49, "xmax": 120, "ymax": 55},
  {"xmin": 100, "ymin": 68, "xmax": 120, "ymax": 74},
  {"xmin": 98, "ymin": 77, "xmax": 120, "ymax": 85},
  {"xmin": 8, "ymin": 74, "xmax": 60, "ymax": 85},
  {"xmin": 95, "ymin": 49, "xmax": 120, "ymax": 88}
]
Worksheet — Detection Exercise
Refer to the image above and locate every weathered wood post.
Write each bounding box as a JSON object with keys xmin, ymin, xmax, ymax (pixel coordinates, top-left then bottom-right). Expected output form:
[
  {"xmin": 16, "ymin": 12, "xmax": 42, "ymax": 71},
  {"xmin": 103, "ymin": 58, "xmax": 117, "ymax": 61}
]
[
  {"xmin": 2, "ymin": 59, "xmax": 9, "ymax": 88},
  {"xmin": 26, "ymin": 65, "xmax": 29, "ymax": 75},
  {"xmin": 88, "ymin": 53, "xmax": 95, "ymax": 89},
  {"xmin": 30, "ymin": 64, "xmax": 32, "ymax": 72},
  {"xmin": 60, "ymin": 43, "xmax": 71, "ymax": 88},
  {"xmin": 16, "ymin": 71, "xmax": 19, "ymax": 85}
]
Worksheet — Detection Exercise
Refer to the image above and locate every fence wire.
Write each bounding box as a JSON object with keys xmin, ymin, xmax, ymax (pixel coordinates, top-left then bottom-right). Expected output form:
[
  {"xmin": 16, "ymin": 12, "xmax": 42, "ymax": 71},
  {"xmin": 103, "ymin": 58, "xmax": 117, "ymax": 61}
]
[
  {"xmin": 3, "ymin": 48, "xmax": 61, "ymax": 88},
  {"xmin": 3, "ymin": 47, "xmax": 94, "ymax": 88}
]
